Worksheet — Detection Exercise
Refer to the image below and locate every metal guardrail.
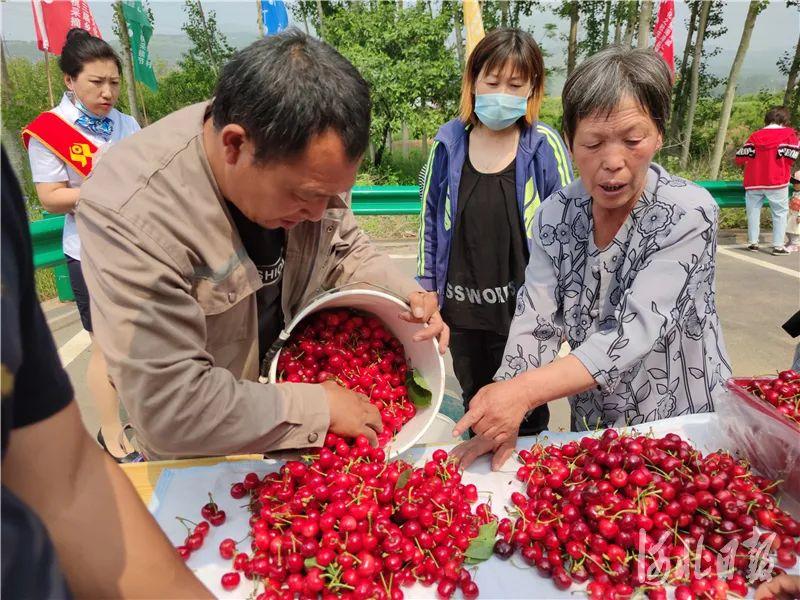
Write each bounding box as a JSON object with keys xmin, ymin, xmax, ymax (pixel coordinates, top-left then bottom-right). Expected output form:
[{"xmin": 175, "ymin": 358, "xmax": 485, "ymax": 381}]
[
  {"xmin": 350, "ymin": 185, "xmax": 422, "ymax": 215},
  {"xmin": 32, "ymin": 214, "xmax": 68, "ymax": 270},
  {"xmin": 31, "ymin": 181, "xmax": 750, "ymax": 301},
  {"xmin": 351, "ymin": 181, "xmax": 750, "ymax": 212},
  {"xmin": 694, "ymin": 180, "xmax": 749, "ymax": 209}
]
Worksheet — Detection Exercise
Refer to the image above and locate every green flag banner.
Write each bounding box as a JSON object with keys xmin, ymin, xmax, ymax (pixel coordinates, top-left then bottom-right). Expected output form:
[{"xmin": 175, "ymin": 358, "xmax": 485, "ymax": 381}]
[{"xmin": 121, "ymin": 0, "xmax": 158, "ymax": 90}]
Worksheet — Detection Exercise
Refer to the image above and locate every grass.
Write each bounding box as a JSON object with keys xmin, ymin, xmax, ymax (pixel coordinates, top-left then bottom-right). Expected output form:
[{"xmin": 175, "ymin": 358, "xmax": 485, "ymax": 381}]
[
  {"xmin": 356, "ymin": 215, "xmax": 420, "ymax": 240},
  {"xmin": 719, "ymin": 208, "xmax": 773, "ymax": 231},
  {"xmin": 35, "ymin": 268, "xmax": 58, "ymax": 301}
]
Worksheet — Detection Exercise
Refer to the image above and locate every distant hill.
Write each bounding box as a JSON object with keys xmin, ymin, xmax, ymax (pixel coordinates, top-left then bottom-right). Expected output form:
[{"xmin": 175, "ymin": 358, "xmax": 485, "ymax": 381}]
[
  {"xmin": 5, "ymin": 33, "xmax": 787, "ymax": 95},
  {"xmin": 5, "ymin": 31, "xmax": 260, "ymax": 69}
]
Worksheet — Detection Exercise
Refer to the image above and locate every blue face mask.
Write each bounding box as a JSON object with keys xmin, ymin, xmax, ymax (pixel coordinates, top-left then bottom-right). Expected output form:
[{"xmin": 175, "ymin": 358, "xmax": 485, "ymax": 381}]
[
  {"xmin": 68, "ymin": 90, "xmax": 105, "ymax": 119},
  {"xmin": 67, "ymin": 91, "xmax": 114, "ymax": 140},
  {"xmin": 474, "ymin": 93, "xmax": 528, "ymax": 131}
]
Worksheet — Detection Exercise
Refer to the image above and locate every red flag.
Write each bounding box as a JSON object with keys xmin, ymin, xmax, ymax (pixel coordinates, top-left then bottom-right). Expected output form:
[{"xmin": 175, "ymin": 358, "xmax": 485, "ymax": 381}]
[
  {"xmin": 30, "ymin": 0, "xmax": 102, "ymax": 54},
  {"xmin": 653, "ymin": 0, "xmax": 675, "ymax": 75}
]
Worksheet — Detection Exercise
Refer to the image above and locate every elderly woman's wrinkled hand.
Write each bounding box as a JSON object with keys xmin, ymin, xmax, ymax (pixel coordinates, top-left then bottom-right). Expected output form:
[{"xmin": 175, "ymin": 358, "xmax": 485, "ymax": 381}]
[
  {"xmin": 452, "ymin": 378, "xmax": 534, "ymax": 443},
  {"xmin": 450, "ymin": 433, "xmax": 517, "ymax": 471},
  {"xmin": 754, "ymin": 574, "xmax": 800, "ymax": 600}
]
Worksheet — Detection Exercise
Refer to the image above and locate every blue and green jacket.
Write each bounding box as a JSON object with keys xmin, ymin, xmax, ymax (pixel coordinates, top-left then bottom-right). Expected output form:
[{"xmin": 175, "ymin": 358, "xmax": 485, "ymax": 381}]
[{"xmin": 416, "ymin": 118, "xmax": 573, "ymax": 304}]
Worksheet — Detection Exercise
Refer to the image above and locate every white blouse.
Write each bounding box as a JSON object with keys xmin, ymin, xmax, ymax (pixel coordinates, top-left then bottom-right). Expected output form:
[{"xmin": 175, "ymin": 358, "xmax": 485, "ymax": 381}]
[
  {"xmin": 496, "ymin": 163, "xmax": 732, "ymax": 430},
  {"xmin": 27, "ymin": 93, "xmax": 140, "ymax": 261}
]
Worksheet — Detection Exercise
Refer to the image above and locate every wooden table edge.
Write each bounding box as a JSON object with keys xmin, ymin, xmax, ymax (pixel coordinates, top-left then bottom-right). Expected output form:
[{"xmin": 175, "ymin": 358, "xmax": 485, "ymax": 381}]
[{"xmin": 120, "ymin": 455, "xmax": 264, "ymax": 505}]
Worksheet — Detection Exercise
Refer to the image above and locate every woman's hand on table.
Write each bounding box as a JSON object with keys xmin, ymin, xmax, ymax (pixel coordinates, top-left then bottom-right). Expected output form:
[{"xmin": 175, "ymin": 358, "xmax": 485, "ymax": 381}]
[
  {"xmin": 450, "ymin": 433, "xmax": 517, "ymax": 471},
  {"xmin": 755, "ymin": 574, "xmax": 800, "ymax": 600},
  {"xmin": 452, "ymin": 378, "xmax": 535, "ymax": 443}
]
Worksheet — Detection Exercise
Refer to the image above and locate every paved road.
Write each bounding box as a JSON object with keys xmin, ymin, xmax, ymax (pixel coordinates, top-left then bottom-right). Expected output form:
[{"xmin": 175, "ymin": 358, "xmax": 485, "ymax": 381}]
[{"xmin": 44, "ymin": 237, "xmax": 799, "ymax": 442}]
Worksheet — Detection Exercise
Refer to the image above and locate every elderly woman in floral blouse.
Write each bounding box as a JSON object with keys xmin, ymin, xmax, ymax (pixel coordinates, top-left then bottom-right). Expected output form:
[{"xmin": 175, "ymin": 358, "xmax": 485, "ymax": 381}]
[{"xmin": 452, "ymin": 46, "xmax": 732, "ymax": 470}]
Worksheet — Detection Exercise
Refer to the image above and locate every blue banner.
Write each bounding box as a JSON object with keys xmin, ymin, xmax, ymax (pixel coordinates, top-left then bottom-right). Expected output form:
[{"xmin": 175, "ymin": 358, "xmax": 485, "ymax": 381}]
[{"xmin": 261, "ymin": 0, "xmax": 289, "ymax": 36}]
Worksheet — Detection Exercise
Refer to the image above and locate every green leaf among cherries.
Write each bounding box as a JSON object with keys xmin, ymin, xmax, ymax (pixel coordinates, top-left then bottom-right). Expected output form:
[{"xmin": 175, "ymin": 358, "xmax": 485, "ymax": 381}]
[
  {"xmin": 464, "ymin": 520, "xmax": 499, "ymax": 564},
  {"xmin": 406, "ymin": 368, "xmax": 432, "ymax": 408}
]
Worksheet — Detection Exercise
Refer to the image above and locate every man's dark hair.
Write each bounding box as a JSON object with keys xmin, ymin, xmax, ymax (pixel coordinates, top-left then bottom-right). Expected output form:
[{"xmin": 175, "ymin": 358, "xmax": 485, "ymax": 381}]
[
  {"xmin": 211, "ymin": 29, "xmax": 372, "ymax": 164},
  {"xmin": 765, "ymin": 106, "xmax": 791, "ymax": 127},
  {"xmin": 58, "ymin": 28, "xmax": 122, "ymax": 78}
]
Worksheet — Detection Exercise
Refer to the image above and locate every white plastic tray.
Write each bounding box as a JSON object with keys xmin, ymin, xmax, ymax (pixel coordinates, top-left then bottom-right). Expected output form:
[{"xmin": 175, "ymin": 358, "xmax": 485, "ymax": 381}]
[{"xmin": 150, "ymin": 414, "xmax": 798, "ymax": 599}]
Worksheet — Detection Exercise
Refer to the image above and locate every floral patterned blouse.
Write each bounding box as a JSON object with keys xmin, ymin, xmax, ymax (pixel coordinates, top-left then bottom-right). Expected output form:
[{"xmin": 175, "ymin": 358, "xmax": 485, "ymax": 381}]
[{"xmin": 496, "ymin": 163, "xmax": 732, "ymax": 430}]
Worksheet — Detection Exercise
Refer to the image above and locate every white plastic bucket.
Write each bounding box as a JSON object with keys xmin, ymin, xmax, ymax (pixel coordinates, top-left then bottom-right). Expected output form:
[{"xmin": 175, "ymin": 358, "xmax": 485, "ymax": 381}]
[
  {"xmin": 269, "ymin": 289, "xmax": 445, "ymax": 457},
  {"xmin": 417, "ymin": 413, "xmax": 458, "ymax": 445}
]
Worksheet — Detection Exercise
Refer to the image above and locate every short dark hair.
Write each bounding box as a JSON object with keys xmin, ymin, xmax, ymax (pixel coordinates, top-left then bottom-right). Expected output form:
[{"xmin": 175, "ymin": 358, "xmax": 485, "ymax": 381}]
[
  {"xmin": 58, "ymin": 28, "xmax": 121, "ymax": 78},
  {"xmin": 765, "ymin": 106, "xmax": 791, "ymax": 126},
  {"xmin": 562, "ymin": 46, "xmax": 672, "ymax": 146},
  {"xmin": 211, "ymin": 29, "xmax": 372, "ymax": 164}
]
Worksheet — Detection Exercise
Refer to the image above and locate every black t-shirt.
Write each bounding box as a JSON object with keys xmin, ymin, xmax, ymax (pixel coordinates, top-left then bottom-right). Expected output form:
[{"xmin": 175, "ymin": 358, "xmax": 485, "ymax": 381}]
[
  {"xmin": 225, "ymin": 201, "xmax": 286, "ymax": 359},
  {"xmin": 442, "ymin": 150, "xmax": 529, "ymax": 333},
  {"xmin": 1, "ymin": 148, "xmax": 73, "ymax": 598}
]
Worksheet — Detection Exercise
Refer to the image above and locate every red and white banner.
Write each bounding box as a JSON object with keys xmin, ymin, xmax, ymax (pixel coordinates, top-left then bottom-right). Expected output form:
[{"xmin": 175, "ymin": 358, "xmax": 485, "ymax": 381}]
[
  {"xmin": 653, "ymin": 0, "xmax": 675, "ymax": 76},
  {"xmin": 30, "ymin": 0, "xmax": 102, "ymax": 54}
]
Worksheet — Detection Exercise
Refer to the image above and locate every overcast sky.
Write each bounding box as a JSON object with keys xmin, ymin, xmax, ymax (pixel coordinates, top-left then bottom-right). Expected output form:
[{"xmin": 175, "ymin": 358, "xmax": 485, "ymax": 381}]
[{"xmin": 2, "ymin": 0, "xmax": 798, "ymax": 53}]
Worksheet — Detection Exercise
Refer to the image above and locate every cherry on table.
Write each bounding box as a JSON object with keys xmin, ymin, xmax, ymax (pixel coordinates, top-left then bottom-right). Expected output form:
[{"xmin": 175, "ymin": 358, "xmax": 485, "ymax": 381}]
[
  {"xmin": 220, "ymin": 572, "xmax": 240, "ymax": 591},
  {"xmin": 208, "ymin": 510, "xmax": 226, "ymax": 527},
  {"xmin": 493, "ymin": 539, "xmax": 513, "ymax": 560}
]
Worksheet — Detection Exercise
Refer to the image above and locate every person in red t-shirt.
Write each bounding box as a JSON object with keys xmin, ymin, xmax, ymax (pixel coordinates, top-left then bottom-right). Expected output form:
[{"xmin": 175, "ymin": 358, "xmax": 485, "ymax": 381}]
[{"xmin": 735, "ymin": 106, "xmax": 799, "ymax": 255}]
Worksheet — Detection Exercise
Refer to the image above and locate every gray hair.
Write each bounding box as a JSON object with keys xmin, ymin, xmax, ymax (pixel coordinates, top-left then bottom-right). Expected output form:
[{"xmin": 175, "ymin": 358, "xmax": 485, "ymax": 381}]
[{"xmin": 561, "ymin": 46, "xmax": 672, "ymax": 146}]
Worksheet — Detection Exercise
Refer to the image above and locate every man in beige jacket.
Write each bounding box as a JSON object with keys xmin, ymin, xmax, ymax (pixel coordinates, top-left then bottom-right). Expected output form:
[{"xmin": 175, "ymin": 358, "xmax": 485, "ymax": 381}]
[{"xmin": 76, "ymin": 30, "xmax": 447, "ymax": 460}]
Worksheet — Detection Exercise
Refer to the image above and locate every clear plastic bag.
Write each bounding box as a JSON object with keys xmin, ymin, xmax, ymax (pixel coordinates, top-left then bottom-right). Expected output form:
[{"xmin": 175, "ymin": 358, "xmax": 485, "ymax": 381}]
[{"xmin": 717, "ymin": 377, "xmax": 800, "ymax": 502}]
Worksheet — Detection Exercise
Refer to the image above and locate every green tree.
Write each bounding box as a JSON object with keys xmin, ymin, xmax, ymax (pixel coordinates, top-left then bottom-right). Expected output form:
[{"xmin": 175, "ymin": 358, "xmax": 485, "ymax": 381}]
[
  {"xmin": 1, "ymin": 57, "xmax": 64, "ymax": 202},
  {"xmin": 668, "ymin": 1, "xmax": 699, "ymax": 144},
  {"xmin": 480, "ymin": 0, "xmax": 540, "ymax": 30},
  {"xmin": 777, "ymin": 0, "xmax": 800, "ymax": 120},
  {"xmin": 287, "ymin": 0, "xmax": 316, "ymax": 35},
  {"xmin": 679, "ymin": 0, "xmax": 711, "ymax": 168},
  {"xmin": 622, "ymin": 0, "xmax": 638, "ymax": 47},
  {"xmin": 139, "ymin": 0, "xmax": 235, "ymax": 122},
  {"xmin": 113, "ymin": 1, "xmax": 143, "ymax": 125},
  {"xmin": 675, "ymin": 0, "xmax": 726, "ymax": 165},
  {"xmin": 612, "ymin": 1, "xmax": 625, "ymax": 44},
  {"xmin": 636, "ymin": 0, "xmax": 653, "ymax": 48},
  {"xmin": 288, "ymin": 0, "xmax": 339, "ymax": 39},
  {"xmin": 139, "ymin": 60, "xmax": 213, "ymax": 122},
  {"xmin": 181, "ymin": 0, "xmax": 235, "ymax": 75},
  {"xmin": 709, "ymin": 0, "xmax": 769, "ymax": 179},
  {"xmin": 448, "ymin": 1, "xmax": 465, "ymax": 70},
  {"xmin": 578, "ymin": 1, "xmax": 611, "ymax": 57},
  {"xmin": 553, "ymin": 1, "xmax": 580, "ymax": 76},
  {"xmin": 323, "ymin": 2, "xmax": 460, "ymax": 167}
]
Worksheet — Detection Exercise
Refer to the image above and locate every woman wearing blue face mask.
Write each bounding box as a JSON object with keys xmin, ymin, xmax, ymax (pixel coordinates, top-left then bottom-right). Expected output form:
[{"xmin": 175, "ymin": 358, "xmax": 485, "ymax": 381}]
[
  {"xmin": 417, "ymin": 28, "xmax": 573, "ymax": 436},
  {"xmin": 23, "ymin": 28, "xmax": 141, "ymax": 462}
]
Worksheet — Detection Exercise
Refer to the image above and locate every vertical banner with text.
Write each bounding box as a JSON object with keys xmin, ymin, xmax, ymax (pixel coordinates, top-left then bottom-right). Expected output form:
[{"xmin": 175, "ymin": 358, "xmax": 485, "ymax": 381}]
[
  {"xmin": 121, "ymin": 0, "xmax": 158, "ymax": 90},
  {"xmin": 31, "ymin": 0, "xmax": 102, "ymax": 54},
  {"xmin": 653, "ymin": 0, "xmax": 675, "ymax": 76}
]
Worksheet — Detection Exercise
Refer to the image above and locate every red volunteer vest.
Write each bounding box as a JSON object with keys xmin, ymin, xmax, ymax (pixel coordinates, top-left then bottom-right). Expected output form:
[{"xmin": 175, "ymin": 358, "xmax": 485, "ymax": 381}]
[{"xmin": 22, "ymin": 111, "xmax": 98, "ymax": 178}]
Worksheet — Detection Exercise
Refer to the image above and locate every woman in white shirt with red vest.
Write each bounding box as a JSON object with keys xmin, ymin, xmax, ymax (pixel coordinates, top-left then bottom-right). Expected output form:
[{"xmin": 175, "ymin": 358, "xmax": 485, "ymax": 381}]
[{"xmin": 23, "ymin": 28, "xmax": 141, "ymax": 461}]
